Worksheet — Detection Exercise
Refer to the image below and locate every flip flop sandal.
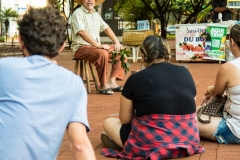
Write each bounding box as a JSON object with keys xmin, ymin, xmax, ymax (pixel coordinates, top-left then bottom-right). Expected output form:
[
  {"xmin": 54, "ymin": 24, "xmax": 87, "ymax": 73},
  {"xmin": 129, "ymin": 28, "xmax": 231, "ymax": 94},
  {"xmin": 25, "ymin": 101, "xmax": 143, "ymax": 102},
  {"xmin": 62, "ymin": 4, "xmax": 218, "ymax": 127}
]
[
  {"xmin": 98, "ymin": 88, "xmax": 114, "ymax": 95},
  {"xmin": 111, "ymin": 86, "xmax": 123, "ymax": 92}
]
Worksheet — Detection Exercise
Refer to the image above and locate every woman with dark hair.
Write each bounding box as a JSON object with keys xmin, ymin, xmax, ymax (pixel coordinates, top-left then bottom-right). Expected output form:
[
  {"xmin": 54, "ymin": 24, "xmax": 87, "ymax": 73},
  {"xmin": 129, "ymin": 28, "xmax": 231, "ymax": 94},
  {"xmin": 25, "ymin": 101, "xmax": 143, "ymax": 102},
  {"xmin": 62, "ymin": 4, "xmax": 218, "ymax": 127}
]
[
  {"xmin": 198, "ymin": 24, "xmax": 240, "ymax": 144},
  {"xmin": 101, "ymin": 35, "xmax": 204, "ymax": 159}
]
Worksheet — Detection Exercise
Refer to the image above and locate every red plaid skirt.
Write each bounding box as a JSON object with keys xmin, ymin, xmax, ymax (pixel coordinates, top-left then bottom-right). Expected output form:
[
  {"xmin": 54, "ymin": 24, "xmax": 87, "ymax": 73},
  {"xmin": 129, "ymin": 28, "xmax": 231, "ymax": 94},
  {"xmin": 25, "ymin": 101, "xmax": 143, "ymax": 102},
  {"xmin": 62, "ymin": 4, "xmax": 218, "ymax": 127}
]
[{"xmin": 101, "ymin": 113, "xmax": 205, "ymax": 160}]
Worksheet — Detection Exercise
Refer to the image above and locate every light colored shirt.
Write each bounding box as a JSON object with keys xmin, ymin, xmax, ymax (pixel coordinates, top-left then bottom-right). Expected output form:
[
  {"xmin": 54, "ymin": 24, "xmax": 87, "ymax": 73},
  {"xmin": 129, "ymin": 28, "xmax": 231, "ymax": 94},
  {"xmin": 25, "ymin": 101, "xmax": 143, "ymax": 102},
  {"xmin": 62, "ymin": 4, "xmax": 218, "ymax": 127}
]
[
  {"xmin": 0, "ymin": 55, "xmax": 89, "ymax": 159},
  {"xmin": 225, "ymin": 57, "xmax": 240, "ymax": 138},
  {"xmin": 71, "ymin": 6, "xmax": 109, "ymax": 52}
]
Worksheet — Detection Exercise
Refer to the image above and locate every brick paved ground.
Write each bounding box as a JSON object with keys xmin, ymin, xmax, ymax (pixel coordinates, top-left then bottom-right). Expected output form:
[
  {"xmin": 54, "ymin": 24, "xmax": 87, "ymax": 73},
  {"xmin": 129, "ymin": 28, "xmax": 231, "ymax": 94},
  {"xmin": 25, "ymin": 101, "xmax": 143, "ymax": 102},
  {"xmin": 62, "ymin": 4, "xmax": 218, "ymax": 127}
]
[
  {"xmin": 55, "ymin": 48, "xmax": 240, "ymax": 160},
  {"xmin": 1, "ymin": 41, "xmax": 239, "ymax": 160}
]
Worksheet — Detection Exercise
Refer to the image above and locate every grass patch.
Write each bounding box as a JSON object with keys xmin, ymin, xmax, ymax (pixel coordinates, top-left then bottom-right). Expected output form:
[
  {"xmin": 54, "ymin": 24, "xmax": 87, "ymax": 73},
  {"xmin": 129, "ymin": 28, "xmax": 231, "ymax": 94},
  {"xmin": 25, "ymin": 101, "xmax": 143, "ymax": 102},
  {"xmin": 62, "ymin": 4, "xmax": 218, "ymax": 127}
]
[
  {"xmin": 167, "ymin": 34, "xmax": 175, "ymax": 40},
  {"xmin": 0, "ymin": 37, "xmax": 5, "ymax": 42}
]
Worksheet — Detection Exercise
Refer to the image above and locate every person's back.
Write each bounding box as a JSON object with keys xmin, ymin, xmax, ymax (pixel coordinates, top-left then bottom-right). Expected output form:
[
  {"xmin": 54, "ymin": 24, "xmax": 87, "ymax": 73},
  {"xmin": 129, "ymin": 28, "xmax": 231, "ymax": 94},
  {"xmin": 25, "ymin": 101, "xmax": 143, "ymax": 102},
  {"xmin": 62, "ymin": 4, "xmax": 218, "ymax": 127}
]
[
  {"xmin": 0, "ymin": 56, "xmax": 86, "ymax": 159},
  {"xmin": 124, "ymin": 63, "xmax": 196, "ymax": 117},
  {"xmin": 101, "ymin": 36, "xmax": 204, "ymax": 159},
  {"xmin": 118, "ymin": 62, "xmax": 202, "ymax": 159},
  {"xmin": 0, "ymin": 6, "xmax": 95, "ymax": 160},
  {"xmin": 224, "ymin": 58, "xmax": 240, "ymax": 139},
  {"xmin": 197, "ymin": 24, "xmax": 240, "ymax": 145}
]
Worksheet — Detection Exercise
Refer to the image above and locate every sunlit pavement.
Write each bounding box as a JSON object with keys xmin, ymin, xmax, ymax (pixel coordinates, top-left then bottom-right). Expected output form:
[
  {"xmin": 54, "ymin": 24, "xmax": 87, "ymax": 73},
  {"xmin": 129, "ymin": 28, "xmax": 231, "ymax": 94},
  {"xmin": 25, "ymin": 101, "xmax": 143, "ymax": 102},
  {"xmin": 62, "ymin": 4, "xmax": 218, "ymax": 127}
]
[
  {"xmin": 55, "ymin": 48, "xmax": 240, "ymax": 160},
  {"xmin": 1, "ymin": 39, "xmax": 239, "ymax": 160}
]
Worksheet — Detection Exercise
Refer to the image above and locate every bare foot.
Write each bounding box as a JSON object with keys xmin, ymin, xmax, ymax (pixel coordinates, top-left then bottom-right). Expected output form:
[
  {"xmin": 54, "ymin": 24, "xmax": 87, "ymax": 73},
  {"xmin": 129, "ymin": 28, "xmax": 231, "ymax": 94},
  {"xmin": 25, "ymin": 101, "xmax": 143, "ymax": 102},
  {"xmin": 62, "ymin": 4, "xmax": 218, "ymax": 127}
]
[
  {"xmin": 107, "ymin": 82, "xmax": 120, "ymax": 89},
  {"xmin": 108, "ymin": 78, "xmax": 120, "ymax": 88}
]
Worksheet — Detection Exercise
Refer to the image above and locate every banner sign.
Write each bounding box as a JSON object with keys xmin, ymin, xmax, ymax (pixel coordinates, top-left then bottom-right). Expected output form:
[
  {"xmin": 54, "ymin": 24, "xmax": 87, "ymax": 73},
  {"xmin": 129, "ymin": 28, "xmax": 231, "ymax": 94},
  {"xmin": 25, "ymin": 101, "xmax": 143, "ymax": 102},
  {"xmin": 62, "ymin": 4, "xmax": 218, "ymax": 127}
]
[
  {"xmin": 204, "ymin": 25, "xmax": 228, "ymax": 61},
  {"xmin": 175, "ymin": 25, "xmax": 207, "ymax": 61},
  {"xmin": 227, "ymin": 0, "xmax": 240, "ymax": 8},
  {"xmin": 175, "ymin": 24, "xmax": 227, "ymax": 61}
]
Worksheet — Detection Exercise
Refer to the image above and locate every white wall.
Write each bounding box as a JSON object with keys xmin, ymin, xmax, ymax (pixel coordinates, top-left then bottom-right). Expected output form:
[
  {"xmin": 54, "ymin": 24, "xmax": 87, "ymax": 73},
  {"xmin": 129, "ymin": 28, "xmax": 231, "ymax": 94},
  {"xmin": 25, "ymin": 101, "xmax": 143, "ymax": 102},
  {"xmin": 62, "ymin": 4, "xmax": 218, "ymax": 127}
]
[
  {"xmin": 0, "ymin": 0, "xmax": 47, "ymax": 38},
  {"xmin": 2, "ymin": 0, "xmax": 47, "ymax": 13},
  {"xmin": 1, "ymin": 0, "xmax": 70, "ymax": 38}
]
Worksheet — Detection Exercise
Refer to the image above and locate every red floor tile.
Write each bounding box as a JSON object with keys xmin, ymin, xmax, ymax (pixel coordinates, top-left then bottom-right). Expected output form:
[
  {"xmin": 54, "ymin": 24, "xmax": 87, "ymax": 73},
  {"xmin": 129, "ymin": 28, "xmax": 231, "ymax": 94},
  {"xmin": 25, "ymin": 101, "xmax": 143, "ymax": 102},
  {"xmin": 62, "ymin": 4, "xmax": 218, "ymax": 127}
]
[{"xmin": 55, "ymin": 49, "xmax": 237, "ymax": 160}]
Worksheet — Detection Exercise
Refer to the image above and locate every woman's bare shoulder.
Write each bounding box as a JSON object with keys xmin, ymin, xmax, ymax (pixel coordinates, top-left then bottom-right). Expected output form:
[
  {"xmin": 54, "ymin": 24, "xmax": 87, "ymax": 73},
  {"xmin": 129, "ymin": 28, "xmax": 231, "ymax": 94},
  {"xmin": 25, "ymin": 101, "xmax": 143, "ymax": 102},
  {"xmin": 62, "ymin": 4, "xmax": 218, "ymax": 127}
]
[
  {"xmin": 220, "ymin": 62, "xmax": 238, "ymax": 72},
  {"xmin": 221, "ymin": 62, "xmax": 240, "ymax": 87}
]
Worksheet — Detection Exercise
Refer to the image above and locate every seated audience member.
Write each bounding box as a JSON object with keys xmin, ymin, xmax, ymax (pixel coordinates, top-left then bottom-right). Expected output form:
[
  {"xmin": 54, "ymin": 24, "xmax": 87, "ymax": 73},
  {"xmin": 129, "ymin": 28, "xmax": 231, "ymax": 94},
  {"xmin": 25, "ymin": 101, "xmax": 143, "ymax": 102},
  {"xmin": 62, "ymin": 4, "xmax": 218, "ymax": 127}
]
[
  {"xmin": 71, "ymin": 0, "xmax": 124, "ymax": 95},
  {"xmin": 205, "ymin": 9, "xmax": 214, "ymax": 23},
  {"xmin": 197, "ymin": 24, "xmax": 240, "ymax": 144},
  {"xmin": 100, "ymin": 35, "xmax": 205, "ymax": 159},
  {"xmin": 0, "ymin": 7, "xmax": 95, "ymax": 160}
]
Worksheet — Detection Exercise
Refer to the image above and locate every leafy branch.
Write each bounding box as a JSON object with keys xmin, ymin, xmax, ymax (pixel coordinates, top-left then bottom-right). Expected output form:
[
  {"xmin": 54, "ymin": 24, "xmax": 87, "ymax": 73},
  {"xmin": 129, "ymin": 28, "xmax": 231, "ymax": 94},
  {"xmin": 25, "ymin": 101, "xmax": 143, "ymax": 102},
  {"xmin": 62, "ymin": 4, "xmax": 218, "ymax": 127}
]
[{"xmin": 111, "ymin": 48, "xmax": 131, "ymax": 74}]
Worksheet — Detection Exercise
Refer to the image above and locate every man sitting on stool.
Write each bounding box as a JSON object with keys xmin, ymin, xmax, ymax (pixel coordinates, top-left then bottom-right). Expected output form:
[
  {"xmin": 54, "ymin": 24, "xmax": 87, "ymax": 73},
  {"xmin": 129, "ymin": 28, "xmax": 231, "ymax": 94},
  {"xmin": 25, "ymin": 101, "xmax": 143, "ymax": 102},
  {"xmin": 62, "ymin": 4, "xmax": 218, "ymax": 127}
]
[{"xmin": 71, "ymin": 0, "xmax": 124, "ymax": 95}]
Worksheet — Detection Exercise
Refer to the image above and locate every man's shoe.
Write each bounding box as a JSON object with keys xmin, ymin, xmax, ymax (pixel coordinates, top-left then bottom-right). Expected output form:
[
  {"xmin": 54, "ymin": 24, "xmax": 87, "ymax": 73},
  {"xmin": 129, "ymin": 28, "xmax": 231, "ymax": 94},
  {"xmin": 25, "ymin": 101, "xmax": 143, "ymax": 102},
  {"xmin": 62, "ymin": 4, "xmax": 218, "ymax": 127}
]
[
  {"xmin": 111, "ymin": 86, "xmax": 123, "ymax": 92},
  {"xmin": 98, "ymin": 88, "xmax": 114, "ymax": 95},
  {"xmin": 101, "ymin": 132, "xmax": 122, "ymax": 151}
]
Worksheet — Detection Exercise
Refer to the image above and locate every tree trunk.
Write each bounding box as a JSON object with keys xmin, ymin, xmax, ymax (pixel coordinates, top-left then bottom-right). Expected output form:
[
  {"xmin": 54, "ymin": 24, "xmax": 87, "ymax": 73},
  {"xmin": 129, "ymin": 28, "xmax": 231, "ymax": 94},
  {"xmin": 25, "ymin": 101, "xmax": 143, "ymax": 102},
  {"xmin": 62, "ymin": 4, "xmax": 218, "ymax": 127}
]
[
  {"xmin": 184, "ymin": 13, "xmax": 197, "ymax": 24},
  {"xmin": 5, "ymin": 27, "xmax": 8, "ymax": 43},
  {"xmin": 158, "ymin": 15, "xmax": 166, "ymax": 38},
  {"xmin": 5, "ymin": 19, "xmax": 9, "ymax": 42}
]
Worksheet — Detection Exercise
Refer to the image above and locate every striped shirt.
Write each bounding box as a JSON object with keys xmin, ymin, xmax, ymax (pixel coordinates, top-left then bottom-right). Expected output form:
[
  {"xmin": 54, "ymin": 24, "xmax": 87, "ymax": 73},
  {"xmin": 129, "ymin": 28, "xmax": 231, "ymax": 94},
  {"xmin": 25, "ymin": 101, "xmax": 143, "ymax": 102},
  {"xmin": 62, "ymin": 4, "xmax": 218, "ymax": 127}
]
[{"xmin": 71, "ymin": 6, "xmax": 109, "ymax": 52}]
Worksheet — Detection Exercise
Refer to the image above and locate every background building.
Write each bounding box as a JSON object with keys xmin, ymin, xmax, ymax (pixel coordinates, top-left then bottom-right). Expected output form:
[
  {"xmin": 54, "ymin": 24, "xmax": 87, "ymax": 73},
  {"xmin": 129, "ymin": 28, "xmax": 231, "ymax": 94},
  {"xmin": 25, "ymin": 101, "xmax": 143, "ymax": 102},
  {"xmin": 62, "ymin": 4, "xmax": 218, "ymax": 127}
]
[
  {"xmin": 100, "ymin": 0, "xmax": 122, "ymax": 36},
  {"xmin": 0, "ymin": 0, "xmax": 122, "ymax": 39},
  {"xmin": 0, "ymin": 0, "xmax": 46, "ymax": 38}
]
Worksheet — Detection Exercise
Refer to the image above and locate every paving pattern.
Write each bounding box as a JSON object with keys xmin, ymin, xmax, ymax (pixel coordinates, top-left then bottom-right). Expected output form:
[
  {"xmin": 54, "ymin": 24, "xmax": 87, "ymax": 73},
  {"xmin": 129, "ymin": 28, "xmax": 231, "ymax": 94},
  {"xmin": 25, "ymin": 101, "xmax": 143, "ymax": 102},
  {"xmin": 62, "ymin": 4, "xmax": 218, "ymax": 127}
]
[
  {"xmin": 55, "ymin": 50, "xmax": 240, "ymax": 160},
  {"xmin": 1, "ymin": 42, "xmax": 239, "ymax": 160}
]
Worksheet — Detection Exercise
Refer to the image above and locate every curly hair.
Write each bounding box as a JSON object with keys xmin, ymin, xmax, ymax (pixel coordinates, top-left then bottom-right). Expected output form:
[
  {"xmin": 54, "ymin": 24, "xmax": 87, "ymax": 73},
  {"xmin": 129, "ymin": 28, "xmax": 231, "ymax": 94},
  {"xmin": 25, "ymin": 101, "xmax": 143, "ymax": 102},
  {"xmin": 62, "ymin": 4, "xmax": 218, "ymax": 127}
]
[
  {"xmin": 140, "ymin": 35, "xmax": 170, "ymax": 66},
  {"xmin": 17, "ymin": 6, "xmax": 67, "ymax": 58}
]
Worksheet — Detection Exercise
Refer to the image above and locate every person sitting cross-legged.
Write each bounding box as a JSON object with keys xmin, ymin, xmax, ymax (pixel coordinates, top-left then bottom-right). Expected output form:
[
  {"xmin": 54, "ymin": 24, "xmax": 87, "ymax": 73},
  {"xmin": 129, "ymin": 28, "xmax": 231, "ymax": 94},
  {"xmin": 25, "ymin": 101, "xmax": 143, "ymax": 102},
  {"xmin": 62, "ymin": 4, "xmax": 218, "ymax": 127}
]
[
  {"xmin": 197, "ymin": 23, "xmax": 240, "ymax": 144},
  {"xmin": 100, "ymin": 35, "xmax": 205, "ymax": 159}
]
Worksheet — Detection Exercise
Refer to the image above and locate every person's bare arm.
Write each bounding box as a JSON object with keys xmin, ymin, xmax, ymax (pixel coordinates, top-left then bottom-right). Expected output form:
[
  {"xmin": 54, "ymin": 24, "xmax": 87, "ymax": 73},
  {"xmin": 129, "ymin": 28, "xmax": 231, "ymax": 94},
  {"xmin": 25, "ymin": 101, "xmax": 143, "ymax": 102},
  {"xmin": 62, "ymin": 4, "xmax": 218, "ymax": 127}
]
[
  {"xmin": 67, "ymin": 122, "xmax": 96, "ymax": 160},
  {"xmin": 214, "ymin": 6, "xmax": 228, "ymax": 13},
  {"xmin": 214, "ymin": 7, "xmax": 235, "ymax": 13},
  {"xmin": 119, "ymin": 95, "xmax": 134, "ymax": 124},
  {"xmin": 104, "ymin": 27, "xmax": 122, "ymax": 51},
  {"xmin": 205, "ymin": 63, "xmax": 231, "ymax": 97},
  {"xmin": 77, "ymin": 30, "xmax": 109, "ymax": 50}
]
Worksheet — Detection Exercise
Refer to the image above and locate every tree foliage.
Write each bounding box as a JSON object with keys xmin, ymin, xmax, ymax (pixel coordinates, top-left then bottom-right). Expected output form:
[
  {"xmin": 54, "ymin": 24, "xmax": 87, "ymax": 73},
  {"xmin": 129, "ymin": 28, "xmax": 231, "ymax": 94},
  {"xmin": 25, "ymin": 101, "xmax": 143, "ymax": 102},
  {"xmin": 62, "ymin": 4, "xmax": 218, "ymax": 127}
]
[
  {"xmin": 47, "ymin": 0, "xmax": 77, "ymax": 48},
  {"xmin": 173, "ymin": 0, "xmax": 212, "ymax": 24},
  {"xmin": 114, "ymin": 0, "xmax": 153, "ymax": 28},
  {"xmin": 114, "ymin": 0, "xmax": 212, "ymax": 38},
  {"xmin": 197, "ymin": 5, "xmax": 213, "ymax": 23},
  {"xmin": 0, "ymin": 8, "xmax": 19, "ymax": 42}
]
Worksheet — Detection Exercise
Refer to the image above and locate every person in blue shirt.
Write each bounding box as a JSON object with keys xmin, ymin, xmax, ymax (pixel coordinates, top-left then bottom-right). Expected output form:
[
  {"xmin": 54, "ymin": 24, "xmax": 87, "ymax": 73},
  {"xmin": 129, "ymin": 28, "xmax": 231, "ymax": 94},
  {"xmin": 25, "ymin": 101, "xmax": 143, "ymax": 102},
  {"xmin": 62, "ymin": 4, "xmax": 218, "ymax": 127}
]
[{"xmin": 0, "ymin": 6, "xmax": 96, "ymax": 160}]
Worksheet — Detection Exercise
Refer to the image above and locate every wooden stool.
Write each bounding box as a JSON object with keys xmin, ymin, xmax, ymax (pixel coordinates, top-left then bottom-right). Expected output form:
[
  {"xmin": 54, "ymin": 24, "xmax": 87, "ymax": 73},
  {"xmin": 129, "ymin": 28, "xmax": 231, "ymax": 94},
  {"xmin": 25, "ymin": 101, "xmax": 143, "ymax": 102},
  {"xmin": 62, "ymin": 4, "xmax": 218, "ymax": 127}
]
[{"xmin": 73, "ymin": 58, "xmax": 99, "ymax": 94}]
